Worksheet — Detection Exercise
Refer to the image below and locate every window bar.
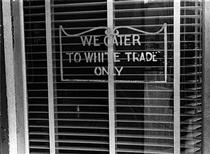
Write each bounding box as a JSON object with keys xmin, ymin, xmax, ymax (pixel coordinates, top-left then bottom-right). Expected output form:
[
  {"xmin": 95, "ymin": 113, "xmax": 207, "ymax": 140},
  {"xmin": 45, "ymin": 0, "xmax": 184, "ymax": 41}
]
[
  {"xmin": 2, "ymin": 0, "xmax": 18, "ymax": 153},
  {"xmin": 45, "ymin": 0, "xmax": 56, "ymax": 153},
  {"xmin": 164, "ymin": 24, "xmax": 168, "ymax": 82},
  {"xmin": 15, "ymin": 0, "xmax": 30, "ymax": 153},
  {"xmin": 174, "ymin": 0, "xmax": 181, "ymax": 154},
  {"xmin": 203, "ymin": 0, "xmax": 210, "ymax": 153},
  {"xmin": 195, "ymin": 0, "xmax": 199, "ymax": 110},
  {"xmin": 107, "ymin": 0, "xmax": 116, "ymax": 153}
]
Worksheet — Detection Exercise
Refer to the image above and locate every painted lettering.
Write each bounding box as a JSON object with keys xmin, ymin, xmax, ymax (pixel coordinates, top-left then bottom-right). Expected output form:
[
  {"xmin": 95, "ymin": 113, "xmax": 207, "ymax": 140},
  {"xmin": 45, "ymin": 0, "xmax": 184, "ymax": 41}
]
[
  {"xmin": 65, "ymin": 52, "xmax": 81, "ymax": 63},
  {"xmin": 94, "ymin": 66, "xmax": 124, "ymax": 76},
  {"xmin": 80, "ymin": 36, "xmax": 92, "ymax": 46},
  {"xmin": 65, "ymin": 52, "xmax": 74, "ymax": 63},
  {"xmin": 125, "ymin": 52, "xmax": 158, "ymax": 62}
]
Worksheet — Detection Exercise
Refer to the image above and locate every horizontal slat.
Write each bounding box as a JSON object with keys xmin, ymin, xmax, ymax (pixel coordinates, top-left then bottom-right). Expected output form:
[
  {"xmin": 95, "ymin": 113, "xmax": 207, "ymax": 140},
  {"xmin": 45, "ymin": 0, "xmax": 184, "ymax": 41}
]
[
  {"xmin": 117, "ymin": 127, "xmax": 173, "ymax": 132},
  {"xmin": 29, "ymin": 132, "xmax": 49, "ymax": 135},
  {"xmin": 56, "ymin": 125, "xmax": 108, "ymax": 129},
  {"xmin": 55, "ymin": 104, "xmax": 172, "ymax": 108},
  {"xmin": 116, "ymin": 148, "xmax": 173, "ymax": 154},
  {"xmin": 24, "ymin": 49, "xmax": 202, "ymax": 53},
  {"xmin": 182, "ymin": 132, "xmax": 202, "ymax": 138},
  {"xmin": 116, "ymin": 134, "xmax": 173, "ymax": 140},
  {"xmin": 56, "ymin": 132, "xmax": 108, "ymax": 137},
  {"xmin": 182, "ymin": 147, "xmax": 201, "ymax": 153},
  {"xmin": 56, "ymin": 146, "xmax": 108, "ymax": 152},
  {"xmin": 25, "ymin": 10, "xmax": 107, "ymax": 16},
  {"xmin": 29, "ymin": 125, "xmax": 49, "ymax": 128},
  {"xmin": 56, "ymin": 139, "xmax": 108, "ymax": 144},
  {"xmin": 55, "ymin": 119, "xmax": 108, "ymax": 122},
  {"xmin": 26, "ymin": 81, "xmax": 203, "ymax": 85},
  {"xmin": 182, "ymin": 139, "xmax": 202, "ymax": 146},
  {"xmin": 25, "ymin": 18, "xmax": 106, "ymax": 24},
  {"xmin": 29, "ymin": 146, "xmax": 49, "ymax": 149},
  {"xmin": 52, "ymin": 2, "xmax": 106, "ymax": 7},
  {"xmin": 116, "ymin": 120, "xmax": 173, "ymax": 124},
  {"xmin": 24, "ymin": 2, "xmax": 106, "ymax": 9},
  {"xmin": 24, "ymin": 16, "xmax": 201, "ymax": 24},
  {"xmin": 114, "ymin": 0, "xmax": 173, "ymax": 4},
  {"xmin": 24, "ymin": 23, "xmax": 202, "ymax": 31},
  {"xmin": 28, "ymin": 96, "xmax": 173, "ymax": 100},
  {"xmin": 30, "ymin": 139, "xmax": 49, "ymax": 142},
  {"xmin": 117, "ymin": 141, "xmax": 173, "ymax": 147},
  {"xmin": 25, "ymin": 65, "xmax": 201, "ymax": 70},
  {"xmin": 115, "ymin": 7, "xmax": 173, "ymax": 12}
]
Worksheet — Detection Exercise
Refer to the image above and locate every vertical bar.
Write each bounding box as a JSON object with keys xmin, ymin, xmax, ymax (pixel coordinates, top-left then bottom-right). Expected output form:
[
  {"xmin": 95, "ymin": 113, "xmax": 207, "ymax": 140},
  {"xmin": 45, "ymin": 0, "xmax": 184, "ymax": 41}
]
[
  {"xmin": 19, "ymin": 0, "xmax": 29, "ymax": 153},
  {"xmin": 0, "ymin": 1, "xmax": 9, "ymax": 153},
  {"xmin": 12, "ymin": 0, "xmax": 29, "ymax": 153},
  {"xmin": 2, "ymin": 0, "xmax": 18, "ymax": 154},
  {"xmin": 203, "ymin": 0, "xmax": 210, "ymax": 153},
  {"xmin": 59, "ymin": 26, "xmax": 64, "ymax": 81},
  {"xmin": 107, "ymin": 0, "xmax": 116, "ymax": 153},
  {"xmin": 164, "ymin": 24, "xmax": 168, "ymax": 82},
  {"xmin": 45, "ymin": 0, "xmax": 56, "ymax": 154},
  {"xmin": 0, "ymin": 37, "xmax": 8, "ymax": 154},
  {"xmin": 174, "ymin": 0, "xmax": 181, "ymax": 154}
]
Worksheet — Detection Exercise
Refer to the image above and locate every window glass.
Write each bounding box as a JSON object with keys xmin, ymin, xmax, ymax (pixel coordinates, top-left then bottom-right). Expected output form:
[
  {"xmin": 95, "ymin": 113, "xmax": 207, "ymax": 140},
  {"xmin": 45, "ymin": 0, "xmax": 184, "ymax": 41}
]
[
  {"xmin": 23, "ymin": 0, "xmax": 203, "ymax": 153},
  {"xmin": 114, "ymin": 0, "xmax": 174, "ymax": 153}
]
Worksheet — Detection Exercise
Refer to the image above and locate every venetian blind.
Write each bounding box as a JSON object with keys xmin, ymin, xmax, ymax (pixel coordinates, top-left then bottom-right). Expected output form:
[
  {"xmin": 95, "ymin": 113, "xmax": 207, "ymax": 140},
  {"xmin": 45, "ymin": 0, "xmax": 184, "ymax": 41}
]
[
  {"xmin": 24, "ymin": 0, "xmax": 50, "ymax": 153},
  {"xmin": 180, "ymin": 0, "xmax": 202, "ymax": 153},
  {"xmin": 52, "ymin": 0, "xmax": 109, "ymax": 153},
  {"xmin": 23, "ymin": 0, "xmax": 203, "ymax": 153},
  {"xmin": 114, "ymin": 0, "xmax": 174, "ymax": 153}
]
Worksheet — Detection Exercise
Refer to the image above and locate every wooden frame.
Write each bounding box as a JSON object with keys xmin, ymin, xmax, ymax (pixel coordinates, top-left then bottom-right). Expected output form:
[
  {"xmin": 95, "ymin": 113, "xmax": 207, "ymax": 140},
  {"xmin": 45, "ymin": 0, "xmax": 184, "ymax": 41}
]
[
  {"xmin": 5, "ymin": 0, "xmax": 210, "ymax": 154},
  {"xmin": 2, "ymin": 1, "xmax": 18, "ymax": 153},
  {"xmin": 2, "ymin": 0, "xmax": 29, "ymax": 153}
]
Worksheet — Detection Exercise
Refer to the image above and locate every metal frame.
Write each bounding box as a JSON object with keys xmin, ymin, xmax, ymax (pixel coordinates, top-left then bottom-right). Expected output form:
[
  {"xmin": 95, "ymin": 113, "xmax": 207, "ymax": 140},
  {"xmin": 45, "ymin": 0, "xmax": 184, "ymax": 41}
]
[
  {"xmin": 45, "ymin": 0, "xmax": 56, "ymax": 153},
  {"xmin": 107, "ymin": 0, "xmax": 116, "ymax": 153},
  {"xmin": 12, "ymin": 0, "xmax": 29, "ymax": 154},
  {"xmin": 173, "ymin": 0, "xmax": 181, "ymax": 154},
  {"xmin": 203, "ymin": 0, "xmax": 210, "ymax": 153}
]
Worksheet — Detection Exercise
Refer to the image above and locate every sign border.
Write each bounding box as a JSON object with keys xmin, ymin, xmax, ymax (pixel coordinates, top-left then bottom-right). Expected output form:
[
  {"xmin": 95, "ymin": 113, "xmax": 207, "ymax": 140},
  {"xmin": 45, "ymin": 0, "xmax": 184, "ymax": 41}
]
[{"xmin": 59, "ymin": 23, "xmax": 168, "ymax": 83}]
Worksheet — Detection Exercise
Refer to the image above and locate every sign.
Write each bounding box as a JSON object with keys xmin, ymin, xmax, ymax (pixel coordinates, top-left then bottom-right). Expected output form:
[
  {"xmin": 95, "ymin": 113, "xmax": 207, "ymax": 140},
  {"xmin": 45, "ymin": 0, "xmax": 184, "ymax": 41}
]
[{"xmin": 59, "ymin": 24, "xmax": 168, "ymax": 83}]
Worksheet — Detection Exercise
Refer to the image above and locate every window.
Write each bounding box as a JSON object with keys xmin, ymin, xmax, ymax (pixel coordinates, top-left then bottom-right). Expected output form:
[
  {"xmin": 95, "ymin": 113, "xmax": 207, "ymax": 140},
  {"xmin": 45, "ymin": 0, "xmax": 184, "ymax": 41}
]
[{"xmin": 23, "ymin": 0, "xmax": 203, "ymax": 153}]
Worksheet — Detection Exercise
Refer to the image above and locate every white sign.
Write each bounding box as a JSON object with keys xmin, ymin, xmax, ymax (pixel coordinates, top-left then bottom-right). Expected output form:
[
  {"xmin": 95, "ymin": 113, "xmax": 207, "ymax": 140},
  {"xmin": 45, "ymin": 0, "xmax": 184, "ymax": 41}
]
[{"xmin": 59, "ymin": 24, "xmax": 168, "ymax": 83}]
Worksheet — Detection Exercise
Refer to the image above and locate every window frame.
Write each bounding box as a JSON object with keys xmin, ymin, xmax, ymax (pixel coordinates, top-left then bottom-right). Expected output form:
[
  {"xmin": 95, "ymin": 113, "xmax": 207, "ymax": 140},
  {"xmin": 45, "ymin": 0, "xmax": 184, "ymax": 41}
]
[
  {"xmin": 203, "ymin": 0, "xmax": 210, "ymax": 153},
  {"xmin": 2, "ymin": 0, "xmax": 210, "ymax": 154}
]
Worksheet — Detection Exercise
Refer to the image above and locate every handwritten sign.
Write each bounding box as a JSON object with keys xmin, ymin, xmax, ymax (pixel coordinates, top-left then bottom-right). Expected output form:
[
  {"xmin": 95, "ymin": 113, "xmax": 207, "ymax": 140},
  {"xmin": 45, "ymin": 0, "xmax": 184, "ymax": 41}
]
[{"xmin": 59, "ymin": 24, "xmax": 167, "ymax": 82}]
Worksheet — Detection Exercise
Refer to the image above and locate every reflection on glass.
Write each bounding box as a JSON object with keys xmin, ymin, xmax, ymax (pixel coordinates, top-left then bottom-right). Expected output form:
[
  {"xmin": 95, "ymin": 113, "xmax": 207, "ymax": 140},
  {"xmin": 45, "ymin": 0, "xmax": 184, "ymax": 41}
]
[{"xmin": 114, "ymin": 0, "xmax": 174, "ymax": 153}]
